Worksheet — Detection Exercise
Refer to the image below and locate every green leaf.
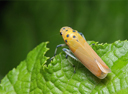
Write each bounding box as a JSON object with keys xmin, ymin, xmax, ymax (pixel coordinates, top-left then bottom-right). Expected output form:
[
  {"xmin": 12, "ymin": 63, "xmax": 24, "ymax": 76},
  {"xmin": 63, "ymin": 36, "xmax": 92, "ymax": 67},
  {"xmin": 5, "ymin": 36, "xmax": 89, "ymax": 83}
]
[
  {"xmin": 0, "ymin": 42, "xmax": 49, "ymax": 94},
  {"xmin": 1, "ymin": 40, "xmax": 128, "ymax": 94}
]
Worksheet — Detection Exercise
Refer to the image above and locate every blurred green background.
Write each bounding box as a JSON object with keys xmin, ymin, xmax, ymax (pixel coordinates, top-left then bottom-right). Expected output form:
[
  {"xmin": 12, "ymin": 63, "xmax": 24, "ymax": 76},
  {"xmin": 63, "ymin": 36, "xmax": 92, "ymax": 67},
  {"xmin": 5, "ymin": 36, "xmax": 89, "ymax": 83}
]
[{"xmin": 0, "ymin": 1, "xmax": 128, "ymax": 81}]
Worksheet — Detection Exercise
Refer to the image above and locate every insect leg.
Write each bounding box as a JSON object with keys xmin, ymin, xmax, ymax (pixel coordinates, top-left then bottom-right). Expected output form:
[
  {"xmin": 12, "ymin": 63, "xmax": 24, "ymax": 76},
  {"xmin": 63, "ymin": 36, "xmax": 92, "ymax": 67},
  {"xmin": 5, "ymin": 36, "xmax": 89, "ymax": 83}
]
[
  {"xmin": 65, "ymin": 54, "xmax": 68, "ymax": 59},
  {"xmin": 50, "ymin": 44, "xmax": 66, "ymax": 61},
  {"xmin": 78, "ymin": 32, "xmax": 95, "ymax": 46},
  {"xmin": 63, "ymin": 48, "xmax": 79, "ymax": 73},
  {"xmin": 92, "ymin": 43, "xmax": 95, "ymax": 46},
  {"xmin": 62, "ymin": 48, "xmax": 80, "ymax": 62},
  {"xmin": 78, "ymin": 32, "xmax": 86, "ymax": 40}
]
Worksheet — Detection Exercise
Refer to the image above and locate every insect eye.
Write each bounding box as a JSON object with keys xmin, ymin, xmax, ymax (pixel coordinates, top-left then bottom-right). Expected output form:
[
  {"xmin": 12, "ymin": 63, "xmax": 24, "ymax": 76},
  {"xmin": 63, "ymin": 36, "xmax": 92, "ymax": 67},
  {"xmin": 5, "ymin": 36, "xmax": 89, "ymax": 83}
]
[
  {"xmin": 65, "ymin": 40, "xmax": 67, "ymax": 43},
  {"xmin": 60, "ymin": 32, "xmax": 62, "ymax": 35}
]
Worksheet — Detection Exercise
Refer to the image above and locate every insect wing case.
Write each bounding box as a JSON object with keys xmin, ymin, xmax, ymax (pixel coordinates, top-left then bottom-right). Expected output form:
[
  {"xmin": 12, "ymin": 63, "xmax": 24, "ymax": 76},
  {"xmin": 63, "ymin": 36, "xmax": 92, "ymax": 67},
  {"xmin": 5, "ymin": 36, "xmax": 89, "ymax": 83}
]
[{"xmin": 67, "ymin": 32, "xmax": 111, "ymax": 79}]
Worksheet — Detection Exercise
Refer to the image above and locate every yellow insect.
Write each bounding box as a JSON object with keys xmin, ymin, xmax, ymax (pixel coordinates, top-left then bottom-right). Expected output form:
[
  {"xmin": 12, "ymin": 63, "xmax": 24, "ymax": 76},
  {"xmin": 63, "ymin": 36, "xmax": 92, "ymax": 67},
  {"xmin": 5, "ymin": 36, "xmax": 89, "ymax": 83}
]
[{"xmin": 51, "ymin": 26, "xmax": 111, "ymax": 79}]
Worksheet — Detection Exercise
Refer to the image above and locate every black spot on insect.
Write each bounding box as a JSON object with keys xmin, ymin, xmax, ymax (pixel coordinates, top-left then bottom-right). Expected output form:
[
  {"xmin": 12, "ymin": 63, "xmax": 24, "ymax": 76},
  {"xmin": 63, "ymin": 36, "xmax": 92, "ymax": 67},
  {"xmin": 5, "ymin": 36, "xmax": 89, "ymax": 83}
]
[
  {"xmin": 66, "ymin": 30, "xmax": 68, "ymax": 31},
  {"xmin": 73, "ymin": 30, "xmax": 76, "ymax": 32},
  {"xmin": 76, "ymin": 39, "xmax": 79, "ymax": 42},
  {"xmin": 73, "ymin": 35, "xmax": 76, "ymax": 38},
  {"xmin": 67, "ymin": 34, "xmax": 69, "ymax": 37},
  {"xmin": 63, "ymin": 28, "xmax": 65, "ymax": 30},
  {"xmin": 65, "ymin": 40, "xmax": 67, "ymax": 43},
  {"xmin": 60, "ymin": 32, "xmax": 62, "ymax": 35}
]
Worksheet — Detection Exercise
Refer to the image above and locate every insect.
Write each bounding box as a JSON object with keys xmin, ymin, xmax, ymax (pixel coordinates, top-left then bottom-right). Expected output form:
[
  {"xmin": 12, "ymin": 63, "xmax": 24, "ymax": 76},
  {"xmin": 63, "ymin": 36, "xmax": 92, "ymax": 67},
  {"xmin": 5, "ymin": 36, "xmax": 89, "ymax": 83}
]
[{"xmin": 50, "ymin": 26, "xmax": 111, "ymax": 79}]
